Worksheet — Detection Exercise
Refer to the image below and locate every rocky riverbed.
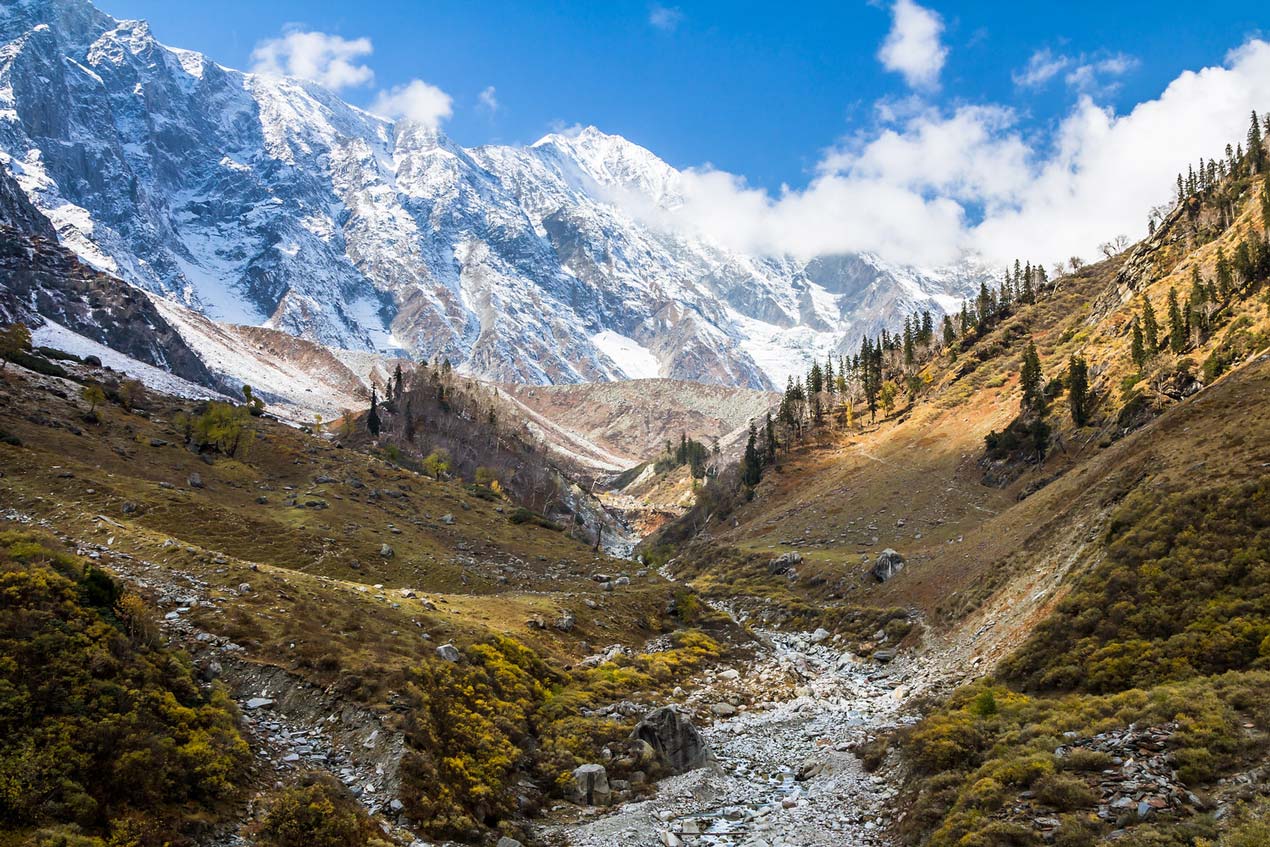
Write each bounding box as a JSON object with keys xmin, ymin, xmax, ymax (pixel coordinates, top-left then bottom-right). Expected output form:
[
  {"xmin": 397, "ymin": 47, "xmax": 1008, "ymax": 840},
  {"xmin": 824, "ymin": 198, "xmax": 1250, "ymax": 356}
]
[{"xmin": 540, "ymin": 625, "xmax": 929, "ymax": 847}]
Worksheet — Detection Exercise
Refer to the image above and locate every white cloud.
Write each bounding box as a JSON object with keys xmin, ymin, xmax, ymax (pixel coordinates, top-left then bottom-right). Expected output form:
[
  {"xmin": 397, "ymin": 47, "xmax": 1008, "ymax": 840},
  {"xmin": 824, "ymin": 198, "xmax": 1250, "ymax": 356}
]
[
  {"xmin": 370, "ymin": 79, "xmax": 453, "ymax": 129},
  {"xmin": 1013, "ymin": 48, "xmax": 1138, "ymax": 96},
  {"xmin": 250, "ymin": 29, "xmax": 375, "ymax": 91},
  {"xmin": 616, "ymin": 39, "xmax": 1270, "ymax": 268},
  {"xmin": 878, "ymin": 0, "xmax": 948, "ymax": 90},
  {"xmin": 478, "ymin": 85, "xmax": 499, "ymax": 113},
  {"xmin": 649, "ymin": 5, "xmax": 684, "ymax": 32},
  {"xmin": 1065, "ymin": 53, "xmax": 1138, "ymax": 95},
  {"xmin": 1013, "ymin": 48, "xmax": 1070, "ymax": 88}
]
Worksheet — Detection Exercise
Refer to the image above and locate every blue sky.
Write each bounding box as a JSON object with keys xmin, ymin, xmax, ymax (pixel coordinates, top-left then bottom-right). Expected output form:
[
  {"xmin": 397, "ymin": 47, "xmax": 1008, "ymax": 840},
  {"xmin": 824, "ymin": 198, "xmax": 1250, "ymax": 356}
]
[{"xmin": 98, "ymin": 0, "xmax": 1268, "ymax": 192}]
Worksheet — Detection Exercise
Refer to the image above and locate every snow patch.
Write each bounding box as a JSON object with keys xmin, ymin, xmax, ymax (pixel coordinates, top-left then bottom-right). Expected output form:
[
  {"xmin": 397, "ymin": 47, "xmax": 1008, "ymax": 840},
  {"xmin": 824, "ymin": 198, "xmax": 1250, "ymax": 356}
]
[
  {"xmin": 591, "ymin": 330, "xmax": 661, "ymax": 380},
  {"xmin": 31, "ymin": 320, "xmax": 226, "ymax": 401}
]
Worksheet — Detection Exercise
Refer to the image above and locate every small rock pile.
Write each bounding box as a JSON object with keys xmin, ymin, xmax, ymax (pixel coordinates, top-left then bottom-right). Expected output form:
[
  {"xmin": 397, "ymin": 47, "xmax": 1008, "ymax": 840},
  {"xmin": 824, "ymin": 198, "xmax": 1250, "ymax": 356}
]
[{"xmin": 1056, "ymin": 723, "xmax": 1195, "ymax": 826}]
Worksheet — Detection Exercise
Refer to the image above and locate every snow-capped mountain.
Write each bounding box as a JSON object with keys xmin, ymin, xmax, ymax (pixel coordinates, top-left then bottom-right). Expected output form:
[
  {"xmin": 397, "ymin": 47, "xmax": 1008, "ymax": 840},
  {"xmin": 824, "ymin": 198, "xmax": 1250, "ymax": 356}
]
[{"xmin": 0, "ymin": 0, "xmax": 990, "ymax": 390}]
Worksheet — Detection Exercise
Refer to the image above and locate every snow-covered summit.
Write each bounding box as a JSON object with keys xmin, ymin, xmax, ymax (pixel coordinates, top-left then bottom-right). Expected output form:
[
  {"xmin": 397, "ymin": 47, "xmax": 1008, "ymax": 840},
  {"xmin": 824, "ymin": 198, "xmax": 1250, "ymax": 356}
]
[{"xmin": 0, "ymin": 0, "xmax": 990, "ymax": 389}]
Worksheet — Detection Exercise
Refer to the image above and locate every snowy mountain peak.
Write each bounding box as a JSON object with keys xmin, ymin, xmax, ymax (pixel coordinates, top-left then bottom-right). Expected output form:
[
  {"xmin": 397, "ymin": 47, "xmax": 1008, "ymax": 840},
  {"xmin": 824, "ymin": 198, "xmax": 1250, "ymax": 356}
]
[{"xmin": 0, "ymin": 0, "xmax": 991, "ymax": 390}]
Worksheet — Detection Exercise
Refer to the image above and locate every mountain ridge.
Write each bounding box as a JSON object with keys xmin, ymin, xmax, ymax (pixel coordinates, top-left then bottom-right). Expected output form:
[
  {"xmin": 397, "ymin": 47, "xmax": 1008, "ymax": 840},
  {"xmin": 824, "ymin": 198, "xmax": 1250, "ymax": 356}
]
[{"xmin": 0, "ymin": 0, "xmax": 991, "ymax": 390}]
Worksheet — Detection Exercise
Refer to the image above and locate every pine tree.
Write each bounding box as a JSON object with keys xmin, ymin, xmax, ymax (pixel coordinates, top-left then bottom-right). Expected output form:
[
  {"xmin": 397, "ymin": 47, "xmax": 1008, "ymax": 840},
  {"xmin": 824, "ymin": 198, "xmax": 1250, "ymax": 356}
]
[
  {"xmin": 1130, "ymin": 319, "xmax": 1145, "ymax": 368},
  {"xmin": 392, "ymin": 363, "xmax": 404, "ymax": 401},
  {"xmin": 1068, "ymin": 355, "xmax": 1091, "ymax": 426},
  {"xmin": 1142, "ymin": 297, "xmax": 1160, "ymax": 352},
  {"xmin": 1249, "ymin": 110, "xmax": 1265, "ymax": 174},
  {"xmin": 367, "ymin": 386, "xmax": 381, "ymax": 436},
  {"xmin": 902, "ymin": 316, "xmax": 915, "ymax": 367},
  {"xmin": 1188, "ymin": 267, "xmax": 1209, "ymax": 342},
  {"xmin": 742, "ymin": 423, "xmax": 762, "ymax": 487},
  {"xmin": 1020, "ymin": 340, "xmax": 1044, "ymax": 414},
  {"xmin": 1167, "ymin": 286, "xmax": 1186, "ymax": 353},
  {"xmin": 942, "ymin": 314, "xmax": 956, "ymax": 348},
  {"xmin": 763, "ymin": 412, "xmax": 777, "ymax": 464},
  {"xmin": 1216, "ymin": 246, "xmax": 1234, "ymax": 296}
]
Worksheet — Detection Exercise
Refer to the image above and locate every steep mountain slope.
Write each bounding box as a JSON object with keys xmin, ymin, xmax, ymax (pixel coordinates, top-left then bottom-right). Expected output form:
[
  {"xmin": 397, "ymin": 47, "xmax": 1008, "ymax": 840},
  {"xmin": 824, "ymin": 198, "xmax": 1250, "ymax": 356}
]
[
  {"xmin": 0, "ymin": 0, "xmax": 989, "ymax": 390},
  {"xmin": 650, "ymin": 134, "xmax": 1270, "ymax": 846}
]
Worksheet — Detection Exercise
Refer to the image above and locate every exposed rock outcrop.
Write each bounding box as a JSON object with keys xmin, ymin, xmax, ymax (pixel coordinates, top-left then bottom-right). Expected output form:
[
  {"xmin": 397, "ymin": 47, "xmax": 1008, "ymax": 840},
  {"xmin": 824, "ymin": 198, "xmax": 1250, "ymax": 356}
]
[{"xmin": 631, "ymin": 706, "xmax": 713, "ymax": 774}]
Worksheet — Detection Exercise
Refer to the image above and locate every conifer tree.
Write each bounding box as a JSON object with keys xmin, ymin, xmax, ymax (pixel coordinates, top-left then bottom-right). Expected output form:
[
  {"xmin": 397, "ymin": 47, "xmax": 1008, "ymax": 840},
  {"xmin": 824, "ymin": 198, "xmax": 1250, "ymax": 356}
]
[
  {"xmin": 1167, "ymin": 287, "xmax": 1186, "ymax": 353},
  {"xmin": 1142, "ymin": 297, "xmax": 1160, "ymax": 352},
  {"xmin": 1216, "ymin": 246, "xmax": 1234, "ymax": 296},
  {"xmin": 1131, "ymin": 319, "xmax": 1145, "ymax": 368},
  {"xmin": 1068, "ymin": 355, "xmax": 1091, "ymax": 426},
  {"xmin": 763, "ymin": 412, "xmax": 777, "ymax": 464},
  {"xmin": 942, "ymin": 314, "xmax": 956, "ymax": 348},
  {"xmin": 367, "ymin": 386, "xmax": 381, "ymax": 436},
  {"xmin": 1249, "ymin": 110, "xmax": 1264, "ymax": 173},
  {"xmin": 1020, "ymin": 340, "xmax": 1044, "ymax": 414},
  {"xmin": 742, "ymin": 422, "xmax": 762, "ymax": 487}
]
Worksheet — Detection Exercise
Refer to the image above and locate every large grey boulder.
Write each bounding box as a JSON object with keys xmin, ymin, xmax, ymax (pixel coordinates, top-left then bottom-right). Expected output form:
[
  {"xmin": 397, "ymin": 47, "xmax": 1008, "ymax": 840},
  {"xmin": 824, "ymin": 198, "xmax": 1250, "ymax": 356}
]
[
  {"xmin": 767, "ymin": 551, "xmax": 802, "ymax": 575},
  {"xmin": 571, "ymin": 763, "xmax": 611, "ymax": 806},
  {"xmin": 631, "ymin": 706, "xmax": 713, "ymax": 774},
  {"xmin": 871, "ymin": 548, "xmax": 905, "ymax": 582}
]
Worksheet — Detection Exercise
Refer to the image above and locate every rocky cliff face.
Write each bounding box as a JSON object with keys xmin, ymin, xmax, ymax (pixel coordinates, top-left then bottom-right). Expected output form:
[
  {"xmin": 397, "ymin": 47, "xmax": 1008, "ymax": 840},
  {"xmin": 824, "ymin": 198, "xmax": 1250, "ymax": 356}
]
[
  {"xmin": 0, "ymin": 0, "xmax": 991, "ymax": 390},
  {"xmin": 0, "ymin": 164, "xmax": 215, "ymax": 385}
]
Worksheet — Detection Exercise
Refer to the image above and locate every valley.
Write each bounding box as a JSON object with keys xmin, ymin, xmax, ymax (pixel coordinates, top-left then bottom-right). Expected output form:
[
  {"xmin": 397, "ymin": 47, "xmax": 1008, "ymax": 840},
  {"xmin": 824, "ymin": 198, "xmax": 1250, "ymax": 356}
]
[{"xmin": 2, "ymin": 2, "xmax": 1270, "ymax": 846}]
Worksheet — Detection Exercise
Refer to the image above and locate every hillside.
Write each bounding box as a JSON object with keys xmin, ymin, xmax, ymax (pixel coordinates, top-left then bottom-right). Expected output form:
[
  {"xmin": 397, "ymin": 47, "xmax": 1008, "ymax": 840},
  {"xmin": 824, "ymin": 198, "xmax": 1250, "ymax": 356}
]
[
  {"xmin": 645, "ymin": 126, "xmax": 1270, "ymax": 845},
  {"xmin": 502, "ymin": 378, "xmax": 776, "ymax": 467},
  {"xmin": 0, "ymin": 349, "xmax": 751, "ymax": 845}
]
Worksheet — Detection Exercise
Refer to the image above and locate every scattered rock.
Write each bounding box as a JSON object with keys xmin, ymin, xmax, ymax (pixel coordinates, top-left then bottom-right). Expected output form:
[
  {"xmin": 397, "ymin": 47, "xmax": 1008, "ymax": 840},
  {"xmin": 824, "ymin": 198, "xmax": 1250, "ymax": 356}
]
[
  {"xmin": 379, "ymin": 543, "xmax": 394, "ymax": 559},
  {"xmin": 440, "ymin": 513, "xmax": 454, "ymax": 525},
  {"xmin": 435, "ymin": 643, "xmax": 461, "ymax": 662},
  {"xmin": 187, "ymin": 472, "xmax": 203, "ymax": 489},
  {"xmin": 244, "ymin": 697, "xmax": 274, "ymax": 710}
]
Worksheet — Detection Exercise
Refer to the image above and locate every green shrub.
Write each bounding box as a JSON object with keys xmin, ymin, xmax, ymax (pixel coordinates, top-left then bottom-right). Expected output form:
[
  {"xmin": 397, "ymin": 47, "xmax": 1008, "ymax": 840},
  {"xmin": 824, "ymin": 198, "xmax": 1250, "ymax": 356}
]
[
  {"xmin": 0, "ymin": 531, "xmax": 249, "ymax": 842},
  {"xmin": 256, "ymin": 773, "xmax": 375, "ymax": 847}
]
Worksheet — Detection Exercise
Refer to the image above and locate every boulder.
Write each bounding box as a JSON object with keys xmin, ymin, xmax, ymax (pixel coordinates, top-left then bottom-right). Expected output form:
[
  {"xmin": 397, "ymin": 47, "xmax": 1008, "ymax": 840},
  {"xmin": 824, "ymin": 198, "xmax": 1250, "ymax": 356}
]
[
  {"xmin": 187, "ymin": 472, "xmax": 203, "ymax": 489},
  {"xmin": 767, "ymin": 551, "xmax": 802, "ymax": 575},
  {"xmin": 441, "ymin": 513, "xmax": 455, "ymax": 525},
  {"xmin": 555, "ymin": 611, "xmax": 576, "ymax": 632},
  {"xmin": 872, "ymin": 648, "xmax": 897, "ymax": 663},
  {"xmin": 435, "ymin": 643, "xmax": 461, "ymax": 662},
  {"xmin": 871, "ymin": 548, "xmax": 905, "ymax": 582},
  {"xmin": 571, "ymin": 763, "xmax": 611, "ymax": 806},
  {"xmin": 496, "ymin": 838, "xmax": 523, "ymax": 847},
  {"xmin": 380, "ymin": 543, "xmax": 395, "ymax": 559},
  {"xmin": 810, "ymin": 627, "xmax": 831, "ymax": 644},
  {"xmin": 631, "ymin": 707, "xmax": 712, "ymax": 774}
]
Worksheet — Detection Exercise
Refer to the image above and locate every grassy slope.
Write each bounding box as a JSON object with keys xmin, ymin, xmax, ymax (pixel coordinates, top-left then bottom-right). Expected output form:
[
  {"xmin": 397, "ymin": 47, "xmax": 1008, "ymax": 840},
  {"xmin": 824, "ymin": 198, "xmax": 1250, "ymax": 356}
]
[
  {"xmin": 673, "ymin": 181, "xmax": 1270, "ymax": 662},
  {"xmin": 0, "ymin": 363, "xmax": 742, "ymax": 840},
  {"xmin": 660, "ymin": 157, "xmax": 1270, "ymax": 845}
]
